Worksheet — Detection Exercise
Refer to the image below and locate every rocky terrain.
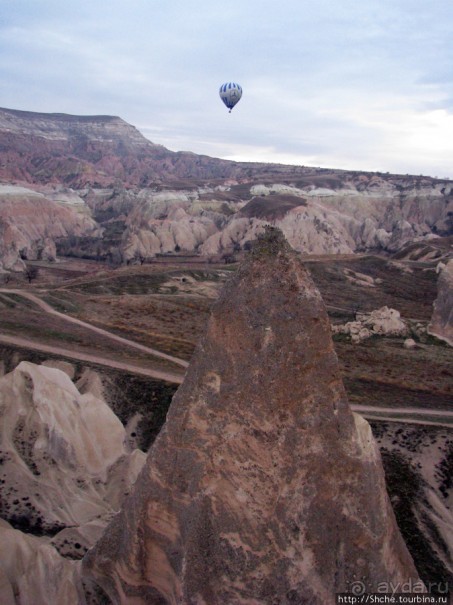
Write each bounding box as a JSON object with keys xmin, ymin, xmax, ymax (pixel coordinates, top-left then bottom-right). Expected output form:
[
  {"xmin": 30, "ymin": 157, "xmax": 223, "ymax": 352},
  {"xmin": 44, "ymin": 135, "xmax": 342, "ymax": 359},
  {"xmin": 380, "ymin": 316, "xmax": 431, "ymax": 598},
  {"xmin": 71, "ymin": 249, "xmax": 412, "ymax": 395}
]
[
  {"xmin": 373, "ymin": 422, "xmax": 453, "ymax": 592},
  {"xmin": 0, "ymin": 107, "xmax": 244, "ymax": 187},
  {"xmin": 0, "ymin": 107, "xmax": 452, "ymax": 273},
  {"xmin": 332, "ymin": 306, "xmax": 412, "ymax": 343},
  {"xmin": 0, "ymin": 360, "xmax": 146, "ymax": 604},
  {"xmin": 0, "ymin": 239, "xmax": 451, "ymax": 603},
  {"xmin": 0, "ymin": 185, "xmax": 98, "ymax": 271},
  {"xmin": 429, "ymin": 260, "xmax": 453, "ymax": 346},
  {"xmin": 0, "ymin": 107, "xmax": 451, "ymax": 603},
  {"xmin": 83, "ymin": 229, "xmax": 421, "ymax": 604},
  {"xmin": 0, "ymin": 361, "xmax": 145, "ymax": 535}
]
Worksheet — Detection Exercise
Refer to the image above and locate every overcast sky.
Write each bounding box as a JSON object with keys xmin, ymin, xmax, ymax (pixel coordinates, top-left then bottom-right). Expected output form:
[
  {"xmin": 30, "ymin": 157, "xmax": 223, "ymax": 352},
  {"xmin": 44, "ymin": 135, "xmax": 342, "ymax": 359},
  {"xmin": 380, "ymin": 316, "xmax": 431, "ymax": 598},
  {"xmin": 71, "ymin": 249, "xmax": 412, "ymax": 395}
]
[{"xmin": 1, "ymin": 0, "xmax": 452, "ymax": 178}]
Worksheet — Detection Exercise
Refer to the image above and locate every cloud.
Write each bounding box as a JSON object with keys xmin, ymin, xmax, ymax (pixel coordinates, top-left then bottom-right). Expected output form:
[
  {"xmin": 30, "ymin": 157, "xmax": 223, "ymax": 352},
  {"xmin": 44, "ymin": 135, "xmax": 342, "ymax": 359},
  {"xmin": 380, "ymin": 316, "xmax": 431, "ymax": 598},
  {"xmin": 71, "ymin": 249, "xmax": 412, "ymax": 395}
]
[{"xmin": 1, "ymin": 0, "xmax": 453, "ymax": 178}]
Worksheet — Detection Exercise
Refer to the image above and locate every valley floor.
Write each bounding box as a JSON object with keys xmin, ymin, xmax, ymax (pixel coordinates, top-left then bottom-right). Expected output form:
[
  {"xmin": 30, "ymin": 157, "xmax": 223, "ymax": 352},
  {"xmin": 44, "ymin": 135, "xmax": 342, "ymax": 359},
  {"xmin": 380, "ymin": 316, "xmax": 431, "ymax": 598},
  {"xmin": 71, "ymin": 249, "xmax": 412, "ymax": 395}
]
[
  {"xmin": 0, "ymin": 252, "xmax": 451, "ymax": 598},
  {"xmin": 1, "ymin": 254, "xmax": 450, "ymax": 418}
]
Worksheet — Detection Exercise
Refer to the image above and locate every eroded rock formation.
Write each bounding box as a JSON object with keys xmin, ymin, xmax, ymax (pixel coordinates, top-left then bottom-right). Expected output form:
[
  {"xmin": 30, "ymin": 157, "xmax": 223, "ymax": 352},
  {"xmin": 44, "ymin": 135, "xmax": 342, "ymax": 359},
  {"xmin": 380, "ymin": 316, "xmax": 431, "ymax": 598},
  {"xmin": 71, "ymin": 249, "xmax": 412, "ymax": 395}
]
[
  {"xmin": 332, "ymin": 306, "xmax": 409, "ymax": 343},
  {"xmin": 0, "ymin": 107, "xmax": 249, "ymax": 188},
  {"xmin": 121, "ymin": 181, "xmax": 453, "ymax": 260},
  {"xmin": 428, "ymin": 260, "xmax": 453, "ymax": 346},
  {"xmin": 0, "ymin": 107, "xmax": 452, "ymax": 268},
  {"xmin": 0, "ymin": 518, "xmax": 85, "ymax": 605},
  {"xmin": 0, "ymin": 361, "xmax": 145, "ymax": 539},
  {"xmin": 84, "ymin": 228, "xmax": 420, "ymax": 604},
  {"xmin": 0, "ymin": 185, "xmax": 98, "ymax": 271},
  {"xmin": 0, "ymin": 361, "xmax": 147, "ymax": 604}
]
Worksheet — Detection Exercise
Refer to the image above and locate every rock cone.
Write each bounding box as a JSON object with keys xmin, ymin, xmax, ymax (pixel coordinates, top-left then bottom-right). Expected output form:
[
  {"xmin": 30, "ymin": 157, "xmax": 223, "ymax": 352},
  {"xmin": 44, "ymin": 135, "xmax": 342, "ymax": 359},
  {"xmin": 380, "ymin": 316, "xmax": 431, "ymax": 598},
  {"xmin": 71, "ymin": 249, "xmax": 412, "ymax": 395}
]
[
  {"xmin": 0, "ymin": 361, "xmax": 145, "ymax": 534},
  {"xmin": 84, "ymin": 227, "xmax": 420, "ymax": 604}
]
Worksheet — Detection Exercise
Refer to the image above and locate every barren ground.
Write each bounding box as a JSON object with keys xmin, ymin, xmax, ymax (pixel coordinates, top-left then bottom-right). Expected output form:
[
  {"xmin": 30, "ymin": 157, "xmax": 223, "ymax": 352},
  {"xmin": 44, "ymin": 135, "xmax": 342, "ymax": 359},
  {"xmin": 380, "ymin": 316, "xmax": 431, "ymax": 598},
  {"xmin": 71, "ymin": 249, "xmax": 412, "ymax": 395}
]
[
  {"xmin": 0, "ymin": 252, "xmax": 452, "ymax": 590},
  {"xmin": 2, "ymin": 253, "xmax": 450, "ymax": 416}
]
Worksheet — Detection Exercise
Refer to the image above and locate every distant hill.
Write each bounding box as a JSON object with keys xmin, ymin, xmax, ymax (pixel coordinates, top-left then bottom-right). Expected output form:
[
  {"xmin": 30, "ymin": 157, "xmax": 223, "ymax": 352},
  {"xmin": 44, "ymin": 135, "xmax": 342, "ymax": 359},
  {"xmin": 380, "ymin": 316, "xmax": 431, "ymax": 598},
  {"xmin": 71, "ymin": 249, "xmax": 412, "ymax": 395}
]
[
  {"xmin": 0, "ymin": 107, "xmax": 452, "ymax": 272},
  {"xmin": 0, "ymin": 106, "xmax": 315, "ymax": 188}
]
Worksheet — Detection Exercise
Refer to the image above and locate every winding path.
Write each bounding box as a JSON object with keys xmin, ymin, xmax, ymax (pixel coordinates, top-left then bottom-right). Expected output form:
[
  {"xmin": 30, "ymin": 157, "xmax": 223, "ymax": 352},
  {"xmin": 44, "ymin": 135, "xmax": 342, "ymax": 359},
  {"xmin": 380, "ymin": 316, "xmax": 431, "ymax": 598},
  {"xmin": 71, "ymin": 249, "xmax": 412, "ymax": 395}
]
[
  {"xmin": 0, "ymin": 333, "xmax": 184, "ymax": 384},
  {"xmin": 350, "ymin": 404, "xmax": 453, "ymax": 428},
  {"xmin": 351, "ymin": 404, "xmax": 453, "ymax": 419},
  {"xmin": 1, "ymin": 289, "xmax": 451, "ymax": 426},
  {"xmin": 0, "ymin": 289, "xmax": 189, "ymax": 369}
]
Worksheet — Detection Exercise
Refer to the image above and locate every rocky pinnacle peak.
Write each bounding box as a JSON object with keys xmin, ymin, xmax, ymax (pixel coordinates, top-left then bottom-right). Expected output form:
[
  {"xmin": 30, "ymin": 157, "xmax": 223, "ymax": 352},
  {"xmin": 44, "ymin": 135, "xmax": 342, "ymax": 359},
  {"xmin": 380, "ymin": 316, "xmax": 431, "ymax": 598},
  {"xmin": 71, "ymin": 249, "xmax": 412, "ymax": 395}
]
[
  {"xmin": 250, "ymin": 225, "xmax": 293, "ymax": 257},
  {"xmin": 84, "ymin": 231, "xmax": 420, "ymax": 604}
]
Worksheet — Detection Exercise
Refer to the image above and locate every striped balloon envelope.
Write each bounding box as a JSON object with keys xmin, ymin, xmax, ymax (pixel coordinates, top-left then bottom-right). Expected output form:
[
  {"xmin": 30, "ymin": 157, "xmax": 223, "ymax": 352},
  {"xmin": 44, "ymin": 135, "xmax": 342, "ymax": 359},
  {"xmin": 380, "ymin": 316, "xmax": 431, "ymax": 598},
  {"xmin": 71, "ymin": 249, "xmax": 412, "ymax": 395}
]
[{"xmin": 219, "ymin": 82, "xmax": 243, "ymax": 113}]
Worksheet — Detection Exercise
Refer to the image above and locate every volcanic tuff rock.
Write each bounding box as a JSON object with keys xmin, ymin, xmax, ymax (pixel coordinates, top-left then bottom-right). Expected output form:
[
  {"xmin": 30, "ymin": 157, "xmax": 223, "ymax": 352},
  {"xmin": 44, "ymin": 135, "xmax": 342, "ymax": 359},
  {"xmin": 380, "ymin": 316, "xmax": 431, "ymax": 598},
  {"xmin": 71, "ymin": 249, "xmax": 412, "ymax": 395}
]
[
  {"xmin": 372, "ymin": 423, "xmax": 453, "ymax": 588},
  {"xmin": 84, "ymin": 228, "xmax": 421, "ymax": 604},
  {"xmin": 196, "ymin": 180, "xmax": 453, "ymax": 255},
  {"xmin": 109, "ymin": 176, "xmax": 453, "ymax": 260},
  {"xmin": 428, "ymin": 260, "xmax": 453, "ymax": 346},
  {"xmin": 1, "ymin": 108, "xmax": 453, "ymax": 267},
  {"xmin": 0, "ymin": 361, "xmax": 145, "ymax": 538},
  {"xmin": 0, "ymin": 361, "xmax": 147, "ymax": 604},
  {"xmin": 86, "ymin": 178, "xmax": 453, "ymax": 264},
  {"xmin": 0, "ymin": 518, "xmax": 85, "ymax": 605},
  {"xmin": 0, "ymin": 184, "xmax": 98, "ymax": 270},
  {"xmin": 332, "ymin": 306, "xmax": 409, "ymax": 343}
]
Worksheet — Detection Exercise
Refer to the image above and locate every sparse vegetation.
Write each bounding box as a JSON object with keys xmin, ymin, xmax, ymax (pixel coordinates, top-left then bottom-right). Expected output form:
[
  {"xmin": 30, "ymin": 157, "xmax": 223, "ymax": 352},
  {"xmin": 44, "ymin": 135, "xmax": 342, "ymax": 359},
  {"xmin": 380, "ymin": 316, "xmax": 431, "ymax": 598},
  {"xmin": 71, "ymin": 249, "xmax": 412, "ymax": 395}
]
[
  {"xmin": 102, "ymin": 371, "xmax": 177, "ymax": 450},
  {"xmin": 2, "ymin": 253, "xmax": 449, "ymax": 392},
  {"xmin": 381, "ymin": 450, "xmax": 452, "ymax": 590},
  {"xmin": 24, "ymin": 265, "xmax": 39, "ymax": 283},
  {"xmin": 41, "ymin": 293, "xmax": 81, "ymax": 314}
]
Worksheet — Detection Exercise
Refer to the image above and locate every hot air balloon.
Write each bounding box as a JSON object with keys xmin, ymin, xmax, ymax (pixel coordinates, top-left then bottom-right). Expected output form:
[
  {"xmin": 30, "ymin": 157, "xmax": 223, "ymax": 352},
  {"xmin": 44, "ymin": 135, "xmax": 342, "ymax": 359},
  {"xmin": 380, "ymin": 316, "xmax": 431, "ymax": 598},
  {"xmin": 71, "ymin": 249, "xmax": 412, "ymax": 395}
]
[{"xmin": 219, "ymin": 82, "xmax": 242, "ymax": 113}]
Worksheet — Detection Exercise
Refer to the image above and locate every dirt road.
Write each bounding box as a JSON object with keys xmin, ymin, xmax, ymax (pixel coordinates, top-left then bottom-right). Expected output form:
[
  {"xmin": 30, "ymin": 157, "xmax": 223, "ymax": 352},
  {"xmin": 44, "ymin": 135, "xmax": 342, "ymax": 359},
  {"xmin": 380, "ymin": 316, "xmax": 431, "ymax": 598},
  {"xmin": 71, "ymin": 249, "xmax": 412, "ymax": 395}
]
[
  {"xmin": 351, "ymin": 404, "xmax": 453, "ymax": 428},
  {"xmin": 0, "ymin": 289, "xmax": 189, "ymax": 368},
  {"xmin": 1, "ymin": 331, "xmax": 450, "ymax": 426},
  {"xmin": 0, "ymin": 333, "xmax": 184, "ymax": 384},
  {"xmin": 1, "ymin": 290, "xmax": 451, "ymax": 426},
  {"xmin": 351, "ymin": 404, "xmax": 453, "ymax": 418}
]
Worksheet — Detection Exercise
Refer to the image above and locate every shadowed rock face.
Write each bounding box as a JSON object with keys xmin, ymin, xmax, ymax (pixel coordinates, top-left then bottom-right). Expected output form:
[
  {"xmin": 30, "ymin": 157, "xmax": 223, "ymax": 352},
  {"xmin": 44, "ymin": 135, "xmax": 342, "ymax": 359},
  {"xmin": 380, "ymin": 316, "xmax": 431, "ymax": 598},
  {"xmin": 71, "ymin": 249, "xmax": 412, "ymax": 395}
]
[
  {"xmin": 428, "ymin": 260, "xmax": 453, "ymax": 346},
  {"xmin": 83, "ymin": 228, "xmax": 421, "ymax": 604},
  {"xmin": 0, "ymin": 186, "xmax": 98, "ymax": 270}
]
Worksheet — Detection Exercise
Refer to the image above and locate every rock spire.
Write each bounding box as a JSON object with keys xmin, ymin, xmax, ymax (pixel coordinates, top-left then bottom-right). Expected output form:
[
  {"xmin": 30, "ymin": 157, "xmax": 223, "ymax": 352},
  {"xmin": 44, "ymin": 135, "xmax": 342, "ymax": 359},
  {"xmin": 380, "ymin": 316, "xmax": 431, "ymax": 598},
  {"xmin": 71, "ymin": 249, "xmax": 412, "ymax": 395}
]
[{"xmin": 84, "ymin": 227, "xmax": 420, "ymax": 604}]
